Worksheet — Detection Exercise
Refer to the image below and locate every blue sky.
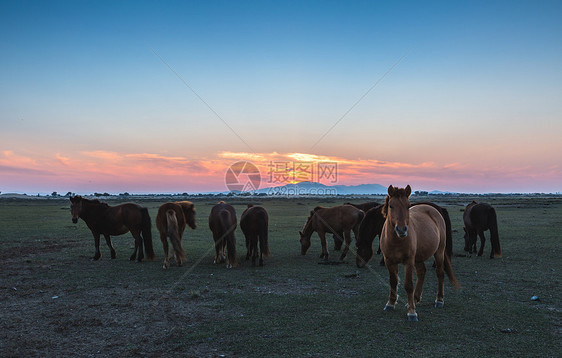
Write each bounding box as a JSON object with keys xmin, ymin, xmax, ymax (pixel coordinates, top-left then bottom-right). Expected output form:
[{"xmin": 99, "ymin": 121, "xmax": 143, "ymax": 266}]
[{"xmin": 1, "ymin": 1, "xmax": 561, "ymax": 193}]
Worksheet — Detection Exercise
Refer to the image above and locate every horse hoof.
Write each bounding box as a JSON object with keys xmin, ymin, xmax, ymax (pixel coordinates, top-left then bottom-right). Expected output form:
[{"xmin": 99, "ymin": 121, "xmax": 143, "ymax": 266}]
[
  {"xmin": 226, "ymin": 264, "xmax": 233, "ymax": 269},
  {"xmin": 163, "ymin": 264, "xmax": 169, "ymax": 269},
  {"xmin": 435, "ymin": 300, "xmax": 444, "ymax": 308},
  {"xmin": 407, "ymin": 313, "xmax": 418, "ymax": 322},
  {"xmin": 384, "ymin": 304, "xmax": 395, "ymax": 311}
]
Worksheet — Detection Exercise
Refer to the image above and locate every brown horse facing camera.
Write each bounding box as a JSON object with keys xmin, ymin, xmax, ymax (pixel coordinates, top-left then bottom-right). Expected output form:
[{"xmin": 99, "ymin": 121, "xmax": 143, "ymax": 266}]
[
  {"xmin": 156, "ymin": 201, "xmax": 197, "ymax": 269},
  {"xmin": 355, "ymin": 202, "xmax": 454, "ymax": 268},
  {"xmin": 208, "ymin": 202, "xmax": 237, "ymax": 268},
  {"xmin": 69, "ymin": 196, "xmax": 155, "ymax": 262},
  {"xmin": 380, "ymin": 185, "xmax": 459, "ymax": 322},
  {"xmin": 299, "ymin": 205, "xmax": 364, "ymax": 261},
  {"xmin": 240, "ymin": 205, "xmax": 270, "ymax": 266}
]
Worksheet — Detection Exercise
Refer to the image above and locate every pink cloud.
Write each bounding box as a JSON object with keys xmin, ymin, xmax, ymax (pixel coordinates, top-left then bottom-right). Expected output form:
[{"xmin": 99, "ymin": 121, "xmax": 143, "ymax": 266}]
[{"xmin": 0, "ymin": 149, "xmax": 560, "ymax": 194}]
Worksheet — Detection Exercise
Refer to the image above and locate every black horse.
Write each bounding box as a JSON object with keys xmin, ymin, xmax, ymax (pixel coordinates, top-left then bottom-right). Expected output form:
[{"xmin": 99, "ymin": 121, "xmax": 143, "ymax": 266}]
[
  {"xmin": 240, "ymin": 205, "xmax": 270, "ymax": 266},
  {"xmin": 463, "ymin": 201, "xmax": 502, "ymax": 258}
]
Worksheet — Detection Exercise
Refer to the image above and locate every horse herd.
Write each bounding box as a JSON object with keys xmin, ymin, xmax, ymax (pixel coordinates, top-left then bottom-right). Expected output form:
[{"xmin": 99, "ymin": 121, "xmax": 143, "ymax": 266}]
[{"xmin": 69, "ymin": 185, "xmax": 502, "ymax": 321}]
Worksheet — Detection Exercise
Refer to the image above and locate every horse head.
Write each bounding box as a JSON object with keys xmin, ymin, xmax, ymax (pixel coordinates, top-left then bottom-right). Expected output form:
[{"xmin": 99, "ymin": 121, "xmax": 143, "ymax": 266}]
[
  {"xmin": 69, "ymin": 196, "xmax": 82, "ymax": 224},
  {"xmin": 355, "ymin": 241, "xmax": 372, "ymax": 268},
  {"xmin": 179, "ymin": 201, "xmax": 197, "ymax": 230},
  {"xmin": 299, "ymin": 210, "xmax": 315, "ymax": 255},
  {"xmin": 384, "ymin": 185, "xmax": 412, "ymax": 238}
]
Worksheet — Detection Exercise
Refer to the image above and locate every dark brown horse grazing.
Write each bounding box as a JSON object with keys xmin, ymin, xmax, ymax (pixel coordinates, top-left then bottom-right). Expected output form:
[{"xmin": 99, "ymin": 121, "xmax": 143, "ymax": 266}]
[
  {"xmin": 156, "ymin": 201, "xmax": 197, "ymax": 269},
  {"xmin": 208, "ymin": 201, "xmax": 237, "ymax": 268},
  {"xmin": 299, "ymin": 205, "xmax": 364, "ymax": 261},
  {"xmin": 331, "ymin": 201, "xmax": 380, "ymax": 250},
  {"xmin": 69, "ymin": 196, "xmax": 155, "ymax": 262},
  {"xmin": 356, "ymin": 202, "xmax": 454, "ymax": 268},
  {"xmin": 380, "ymin": 185, "xmax": 459, "ymax": 321},
  {"xmin": 463, "ymin": 201, "xmax": 502, "ymax": 258},
  {"xmin": 240, "ymin": 204, "xmax": 270, "ymax": 266}
]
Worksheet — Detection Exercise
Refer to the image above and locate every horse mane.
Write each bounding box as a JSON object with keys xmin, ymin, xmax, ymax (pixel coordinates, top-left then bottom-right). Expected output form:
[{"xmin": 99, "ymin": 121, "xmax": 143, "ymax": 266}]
[{"xmin": 80, "ymin": 197, "xmax": 110, "ymax": 208}]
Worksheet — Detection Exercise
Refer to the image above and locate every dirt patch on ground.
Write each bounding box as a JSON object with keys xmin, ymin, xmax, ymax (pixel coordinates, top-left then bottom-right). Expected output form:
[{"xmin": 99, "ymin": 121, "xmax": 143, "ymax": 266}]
[
  {"xmin": 0, "ymin": 240, "xmax": 234, "ymax": 357},
  {"xmin": 0, "ymin": 281, "xmax": 232, "ymax": 357}
]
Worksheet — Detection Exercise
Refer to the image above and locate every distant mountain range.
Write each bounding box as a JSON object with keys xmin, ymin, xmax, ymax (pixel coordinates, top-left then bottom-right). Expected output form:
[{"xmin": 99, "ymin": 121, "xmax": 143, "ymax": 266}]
[{"xmin": 256, "ymin": 181, "xmax": 388, "ymax": 195}]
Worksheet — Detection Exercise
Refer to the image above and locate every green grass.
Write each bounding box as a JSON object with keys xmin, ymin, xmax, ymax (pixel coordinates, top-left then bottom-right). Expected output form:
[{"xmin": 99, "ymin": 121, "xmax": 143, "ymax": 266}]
[{"xmin": 0, "ymin": 195, "xmax": 560, "ymax": 357}]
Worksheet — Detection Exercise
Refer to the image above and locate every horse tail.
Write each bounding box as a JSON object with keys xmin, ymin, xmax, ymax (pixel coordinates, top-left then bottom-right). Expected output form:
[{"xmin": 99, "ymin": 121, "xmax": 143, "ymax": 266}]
[
  {"xmin": 488, "ymin": 207, "xmax": 502, "ymax": 258},
  {"xmin": 220, "ymin": 210, "xmax": 237, "ymax": 267},
  {"xmin": 166, "ymin": 209, "xmax": 186, "ymax": 261},
  {"xmin": 444, "ymin": 251, "xmax": 460, "ymax": 288},
  {"xmin": 258, "ymin": 210, "xmax": 270, "ymax": 258},
  {"xmin": 357, "ymin": 209, "xmax": 365, "ymax": 226},
  {"xmin": 141, "ymin": 207, "xmax": 155, "ymax": 260},
  {"xmin": 440, "ymin": 207, "xmax": 453, "ymax": 260}
]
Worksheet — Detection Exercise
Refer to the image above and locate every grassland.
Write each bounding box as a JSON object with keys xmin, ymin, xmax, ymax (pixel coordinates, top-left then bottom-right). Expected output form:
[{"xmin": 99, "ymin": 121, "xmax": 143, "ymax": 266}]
[{"xmin": 0, "ymin": 195, "xmax": 560, "ymax": 357}]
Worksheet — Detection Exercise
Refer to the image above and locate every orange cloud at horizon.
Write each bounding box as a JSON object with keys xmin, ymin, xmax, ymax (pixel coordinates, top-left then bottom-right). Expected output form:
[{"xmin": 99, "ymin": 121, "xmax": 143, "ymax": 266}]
[{"xmin": 0, "ymin": 149, "xmax": 560, "ymax": 194}]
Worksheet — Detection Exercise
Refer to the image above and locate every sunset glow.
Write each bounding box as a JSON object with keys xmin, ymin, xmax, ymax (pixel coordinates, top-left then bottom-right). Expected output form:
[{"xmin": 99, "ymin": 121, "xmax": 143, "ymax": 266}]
[{"xmin": 1, "ymin": 1, "xmax": 561, "ymax": 194}]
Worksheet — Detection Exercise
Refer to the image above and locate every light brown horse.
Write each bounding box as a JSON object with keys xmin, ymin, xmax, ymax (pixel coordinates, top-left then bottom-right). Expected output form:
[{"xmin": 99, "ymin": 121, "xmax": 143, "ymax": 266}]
[
  {"xmin": 299, "ymin": 205, "xmax": 364, "ymax": 261},
  {"xmin": 208, "ymin": 201, "xmax": 237, "ymax": 268},
  {"xmin": 240, "ymin": 204, "xmax": 270, "ymax": 266},
  {"xmin": 156, "ymin": 201, "xmax": 197, "ymax": 269},
  {"xmin": 70, "ymin": 196, "xmax": 155, "ymax": 262},
  {"xmin": 380, "ymin": 185, "xmax": 459, "ymax": 321}
]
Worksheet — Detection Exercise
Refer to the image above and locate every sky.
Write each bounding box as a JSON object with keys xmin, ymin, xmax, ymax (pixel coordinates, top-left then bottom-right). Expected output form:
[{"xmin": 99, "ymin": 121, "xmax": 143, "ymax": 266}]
[{"xmin": 1, "ymin": 0, "xmax": 561, "ymax": 194}]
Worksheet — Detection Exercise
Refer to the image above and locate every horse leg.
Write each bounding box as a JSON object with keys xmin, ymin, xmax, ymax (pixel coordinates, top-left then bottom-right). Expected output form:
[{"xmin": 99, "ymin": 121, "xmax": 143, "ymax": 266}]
[
  {"xmin": 161, "ymin": 232, "xmax": 170, "ymax": 269},
  {"xmin": 103, "ymin": 234, "xmax": 116, "ymax": 259},
  {"xmin": 434, "ymin": 251, "xmax": 445, "ymax": 308},
  {"xmin": 213, "ymin": 235, "xmax": 220, "ymax": 264},
  {"xmin": 92, "ymin": 233, "xmax": 102, "ymax": 260},
  {"xmin": 477, "ymin": 231, "xmax": 486, "ymax": 257},
  {"xmin": 130, "ymin": 229, "xmax": 144, "ymax": 262},
  {"xmin": 384, "ymin": 262, "xmax": 399, "ymax": 311},
  {"xmin": 251, "ymin": 234, "xmax": 258, "ymax": 267},
  {"xmin": 333, "ymin": 232, "xmax": 343, "ymax": 251},
  {"xmin": 339, "ymin": 230, "xmax": 352, "ymax": 261},
  {"xmin": 318, "ymin": 232, "xmax": 329, "ymax": 260},
  {"xmin": 414, "ymin": 261, "xmax": 426, "ymax": 304},
  {"xmin": 258, "ymin": 234, "xmax": 266, "ymax": 267},
  {"xmin": 213, "ymin": 236, "xmax": 226, "ymax": 264},
  {"xmin": 404, "ymin": 262, "xmax": 418, "ymax": 321}
]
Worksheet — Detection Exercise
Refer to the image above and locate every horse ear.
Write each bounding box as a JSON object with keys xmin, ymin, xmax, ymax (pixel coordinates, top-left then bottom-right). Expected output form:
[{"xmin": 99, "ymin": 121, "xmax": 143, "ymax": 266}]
[
  {"xmin": 299, "ymin": 231, "xmax": 303, "ymax": 236},
  {"xmin": 405, "ymin": 185, "xmax": 411, "ymax": 197},
  {"xmin": 387, "ymin": 185, "xmax": 395, "ymax": 196}
]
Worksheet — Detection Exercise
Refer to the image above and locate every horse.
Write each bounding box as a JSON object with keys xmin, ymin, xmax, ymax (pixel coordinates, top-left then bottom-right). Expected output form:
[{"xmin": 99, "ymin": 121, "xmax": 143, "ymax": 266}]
[
  {"xmin": 463, "ymin": 201, "xmax": 502, "ymax": 258},
  {"xmin": 69, "ymin": 196, "xmax": 155, "ymax": 262},
  {"xmin": 299, "ymin": 205, "xmax": 364, "ymax": 261},
  {"xmin": 331, "ymin": 201, "xmax": 380, "ymax": 250},
  {"xmin": 356, "ymin": 202, "xmax": 454, "ymax": 268},
  {"xmin": 208, "ymin": 201, "xmax": 237, "ymax": 268},
  {"xmin": 380, "ymin": 185, "xmax": 459, "ymax": 321},
  {"xmin": 155, "ymin": 201, "xmax": 197, "ymax": 269},
  {"xmin": 240, "ymin": 204, "xmax": 270, "ymax": 266}
]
